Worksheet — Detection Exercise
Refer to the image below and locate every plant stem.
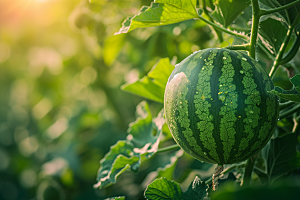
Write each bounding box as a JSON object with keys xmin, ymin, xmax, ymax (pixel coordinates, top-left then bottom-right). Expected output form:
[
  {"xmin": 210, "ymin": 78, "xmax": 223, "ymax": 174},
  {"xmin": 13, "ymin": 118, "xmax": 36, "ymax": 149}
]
[
  {"xmin": 156, "ymin": 144, "xmax": 180, "ymax": 153},
  {"xmin": 249, "ymin": 0, "xmax": 260, "ymax": 59},
  {"xmin": 225, "ymin": 44, "xmax": 250, "ymax": 51},
  {"xmin": 269, "ymin": 26, "xmax": 294, "ymax": 78},
  {"xmin": 197, "ymin": 16, "xmax": 250, "ymax": 41},
  {"xmin": 260, "ymin": 0, "xmax": 300, "ymax": 16},
  {"xmin": 279, "ymin": 101, "xmax": 296, "ymax": 110},
  {"xmin": 279, "ymin": 104, "xmax": 300, "ymax": 120},
  {"xmin": 202, "ymin": 0, "xmax": 223, "ymax": 43},
  {"xmin": 242, "ymin": 154, "xmax": 258, "ymax": 187},
  {"xmin": 205, "ymin": 163, "xmax": 246, "ymax": 185}
]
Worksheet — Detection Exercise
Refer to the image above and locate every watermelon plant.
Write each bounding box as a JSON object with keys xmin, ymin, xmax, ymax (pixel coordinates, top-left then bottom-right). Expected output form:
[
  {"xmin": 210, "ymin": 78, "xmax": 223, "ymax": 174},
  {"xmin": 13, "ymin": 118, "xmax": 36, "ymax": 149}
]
[{"xmin": 83, "ymin": 0, "xmax": 300, "ymax": 199}]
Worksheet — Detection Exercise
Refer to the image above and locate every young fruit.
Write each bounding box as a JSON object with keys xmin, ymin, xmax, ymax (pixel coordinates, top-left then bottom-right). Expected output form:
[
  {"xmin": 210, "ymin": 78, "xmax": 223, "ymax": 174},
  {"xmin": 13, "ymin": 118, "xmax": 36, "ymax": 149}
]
[{"xmin": 164, "ymin": 48, "xmax": 279, "ymax": 164}]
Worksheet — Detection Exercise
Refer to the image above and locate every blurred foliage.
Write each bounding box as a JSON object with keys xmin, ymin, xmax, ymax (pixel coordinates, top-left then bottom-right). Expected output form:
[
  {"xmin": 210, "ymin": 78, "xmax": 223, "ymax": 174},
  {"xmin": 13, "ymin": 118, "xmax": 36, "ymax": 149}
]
[
  {"xmin": 1, "ymin": 0, "xmax": 299, "ymax": 200},
  {"xmin": 0, "ymin": 0, "xmax": 215, "ymax": 199}
]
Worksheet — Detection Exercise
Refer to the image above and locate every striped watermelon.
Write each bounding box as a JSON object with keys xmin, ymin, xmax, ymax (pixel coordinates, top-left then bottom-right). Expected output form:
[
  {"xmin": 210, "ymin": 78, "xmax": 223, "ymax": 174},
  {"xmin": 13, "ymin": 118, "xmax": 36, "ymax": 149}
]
[{"xmin": 164, "ymin": 48, "xmax": 279, "ymax": 164}]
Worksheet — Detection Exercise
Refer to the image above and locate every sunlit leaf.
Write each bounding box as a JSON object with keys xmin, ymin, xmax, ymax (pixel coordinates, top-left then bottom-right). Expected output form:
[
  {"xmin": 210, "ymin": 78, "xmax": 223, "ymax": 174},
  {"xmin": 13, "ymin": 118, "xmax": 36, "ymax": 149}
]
[
  {"xmin": 211, "ymin": 0, "xmax": 250, "ymax": 28},
  {"xmin": 103, "ymin": 34, "xmax": 126, "ymax": 66},
  {"xmin": 262, "ymin": 132, "xmax": 300, "ymax": 184},
  {"xmin": 122, "ymin": 58, "xmax": 175, "ymax": 103},
  {"xmin": 94, "ymin": 101, "xmax": 164, "ymax": 189},
  {"xmin": 116, "ymin": 1, "xmax": 202, "ymax": 35}
]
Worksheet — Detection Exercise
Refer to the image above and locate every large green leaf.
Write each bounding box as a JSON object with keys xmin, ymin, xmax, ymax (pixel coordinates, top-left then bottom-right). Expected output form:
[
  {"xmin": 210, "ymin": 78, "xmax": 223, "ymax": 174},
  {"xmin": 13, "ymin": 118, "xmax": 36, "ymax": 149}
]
[
  {"xmin": 262, "ymin": 132, "xmax": 300, "ymax": 184},
  {"xmin": 156, "ymin": 150, "xmax": 183, "ymax": 180},
  {"xmin": 268, "ymin": 73, "xmax": 300, "ymax": 102},
  {"xmin": 182, "ymin": 176, "xmax": 208, "ymax": 200},
  {"xmin": 115, "ymin": 1, "xmax": 202, "ymax": 35},
  {"xmin": 144, "ymin": 176, "xmax": 208, "ymax": 200},
  {"xmin": 211, "ymin": 0, "xmax": 250, "ymax": 28},
  {"xmin": 258, "ymin": 17, "xmax": 289, "ymax": 56},
  {"xmin": 122, "ymin": 58, "xmax": 175, "ymax": 103},
  {"xmin": 259, "ymin": 0, "xmax": 300, "ymax": 26},
  {"xmin": 94, "ymin": 101, "xmax": 164, "ymax": 189},
  {"xmin": 144, "ymin": 177, "xmax": 183, "ymax": 200}
]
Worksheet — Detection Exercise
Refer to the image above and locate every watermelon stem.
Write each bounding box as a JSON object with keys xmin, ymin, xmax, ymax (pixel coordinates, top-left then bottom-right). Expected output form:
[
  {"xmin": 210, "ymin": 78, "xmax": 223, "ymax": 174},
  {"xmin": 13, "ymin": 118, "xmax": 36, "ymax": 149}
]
[
  {"xmin": 269, "ymin": 19, "xmax": 297, "ymax": 78},
  {"xmin": 242, "ymin": 153, "xmax": 258, "ymax": 187},
  {"xmin": 156, "ymin": 144, "xmax": 180, "ymax": 153},
  {"xmin": 196, "ymin": 16, "xmax": 249, "ymax": 41},
  {"xmin": 225, "ymin": 44, "xmax": 250, "ymax": 52},
  {"xmin": 249, "ymin": 0, "xmax": 260, "ymax": 59},
  {"xmin": 201, "ymin": 0, "xmax": 223, "ymax": 43},
  {"xmin": 205, "ymin": 163, "xmax": 246, "ymax": 186}
]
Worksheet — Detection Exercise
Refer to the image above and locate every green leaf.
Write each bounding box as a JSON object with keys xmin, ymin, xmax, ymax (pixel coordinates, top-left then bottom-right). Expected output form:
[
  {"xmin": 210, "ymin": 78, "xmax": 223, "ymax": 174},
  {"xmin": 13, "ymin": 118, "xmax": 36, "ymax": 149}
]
[
  {"xmin": 103, "ymin": 34, "xmax": 126, "ymax": 66},
  {"xmin": 259, "ymin": 0, "xmax": 300, "ymax": 26},
  {"xmin": 183, "ymin": 176, "xmax": 208, "ymax": 200},
  {"xmin": 156, "ymin": 150, "xmax": 184, "ymax": 180},
  {"xmin": 122, "ymin": 58, "xmax": 175, "ymax": 103},
  {"xmin": 268, "ymin": 74, "xmax": 300, "ymax": 102},
  {"xmin": 211, "ymin": 0, "xmax": 250, "ymax": 28},
  {"xmin": 144, "ymin": 177, "xmax": 183, "ymax": 200},
  {"xmin": 290, "ymin": 73, "xmax": 300, "ymax": 93},
  {"xmin": 268, "ymin": 86, "xmax": 300, "ymax": 102},
  {"xmin": 94, "ymin": 101, "xmax": 164, "ymax": 189},
  {"xmin": 89, "ymin": 0, "xmax": 98, "ymax": 3},
  {"xmin": 115, "ymin": 1, "xmax": 202, "ymax": 35},
  {"xmin": 262, "ymin": 132, "xmax": 300, "ymax": 184},
  {"xmin": 258, "ymin": 17, "xmax": 289, "ymax": 56}
]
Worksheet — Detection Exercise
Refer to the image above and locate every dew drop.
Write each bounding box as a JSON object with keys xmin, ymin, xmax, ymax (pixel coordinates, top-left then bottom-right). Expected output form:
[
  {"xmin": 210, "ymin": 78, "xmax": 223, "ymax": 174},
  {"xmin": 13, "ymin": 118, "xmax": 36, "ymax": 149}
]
[
  {"xmin": 242, "ymin": 57, "xmax": 247, "ymax": 61},
  {"xmin": 203, "ymin": 152, "xmax": 207, "ymax": 155},
  {"xmin": 223, "ymin": 57, "xmax": 227, "ymax": 59}
]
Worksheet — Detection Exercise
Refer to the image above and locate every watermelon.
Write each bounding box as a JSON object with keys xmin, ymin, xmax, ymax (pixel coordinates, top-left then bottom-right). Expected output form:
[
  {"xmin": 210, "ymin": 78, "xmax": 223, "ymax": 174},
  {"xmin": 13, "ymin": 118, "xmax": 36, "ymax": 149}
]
[{"xmin": 164, "ymin": 48, "xmax": 279, "ymax": 165}]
